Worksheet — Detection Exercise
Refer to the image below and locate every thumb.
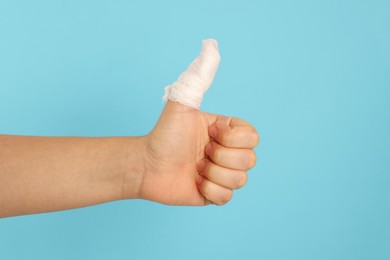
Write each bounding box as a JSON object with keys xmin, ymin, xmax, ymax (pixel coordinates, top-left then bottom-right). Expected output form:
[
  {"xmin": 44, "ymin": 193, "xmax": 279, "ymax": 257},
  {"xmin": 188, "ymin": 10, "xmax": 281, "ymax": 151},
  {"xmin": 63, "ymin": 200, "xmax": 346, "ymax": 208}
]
[{"xmin": 163, "ymin": 39, "xmax": 221, "ymax": 110}]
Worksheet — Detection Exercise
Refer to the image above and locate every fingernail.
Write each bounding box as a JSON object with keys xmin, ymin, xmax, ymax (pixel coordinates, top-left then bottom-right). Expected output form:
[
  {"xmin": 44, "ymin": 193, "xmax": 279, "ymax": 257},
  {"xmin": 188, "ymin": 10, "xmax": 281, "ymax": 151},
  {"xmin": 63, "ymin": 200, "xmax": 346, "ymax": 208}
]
[
  {"xmin": 209, "ymin": 125, "xmax": 217, "ymax": 138},
  {"xmin": 205, "ymin": 143, "xmax": 212, "ymax": 156},
  {"xmin": 196, "ymin": 175, "xmax": 204, "ymax": 185},
  {"xmin": 197, "ymin": 159, "xmax": 206, "ymax": 172}
]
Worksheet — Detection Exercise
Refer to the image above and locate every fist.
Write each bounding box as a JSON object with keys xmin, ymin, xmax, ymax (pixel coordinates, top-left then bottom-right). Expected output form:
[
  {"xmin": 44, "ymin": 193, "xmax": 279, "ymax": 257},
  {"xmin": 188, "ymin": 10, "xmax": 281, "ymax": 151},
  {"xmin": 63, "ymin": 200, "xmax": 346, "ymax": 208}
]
[{"xmin": 196, "ymin": 116, "xmax": 259, "ymax": 205}]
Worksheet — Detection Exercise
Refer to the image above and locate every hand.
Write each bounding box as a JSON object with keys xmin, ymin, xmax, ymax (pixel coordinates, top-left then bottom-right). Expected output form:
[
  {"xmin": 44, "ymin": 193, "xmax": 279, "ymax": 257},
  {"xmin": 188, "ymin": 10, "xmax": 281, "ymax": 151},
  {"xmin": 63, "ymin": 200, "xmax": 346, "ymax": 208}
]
[
  {"xmin": 122, "ymin": 39, "xmax": 259, "ymax": 206},
  {"xmin": 131, "ymin": 101, "xmax": 259, "ymax": 206}
]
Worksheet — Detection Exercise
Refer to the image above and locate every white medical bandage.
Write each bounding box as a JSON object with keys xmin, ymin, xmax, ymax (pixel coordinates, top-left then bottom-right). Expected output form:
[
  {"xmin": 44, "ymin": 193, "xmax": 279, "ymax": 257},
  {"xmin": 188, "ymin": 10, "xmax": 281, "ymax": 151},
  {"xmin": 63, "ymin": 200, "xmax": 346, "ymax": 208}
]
[{"xmin": 163, "ymin": 39, "xmax": 221, "ymax": 109}]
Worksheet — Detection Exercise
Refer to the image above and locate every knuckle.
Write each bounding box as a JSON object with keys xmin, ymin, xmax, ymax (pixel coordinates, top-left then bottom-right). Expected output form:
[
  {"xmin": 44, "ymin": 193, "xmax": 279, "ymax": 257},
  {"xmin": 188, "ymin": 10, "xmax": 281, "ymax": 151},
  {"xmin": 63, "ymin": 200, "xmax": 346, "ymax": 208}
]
[
  {"xmin": 221, "ymin": 131, "xmax": 230, "ymax": 146},
  {"xmin": 233, "ymin": 172, "xmax": 248, "ymax": 189},
  {"xmin": 250, "ymin": 127, "xmax": 260, "ymax": 147},
  {"xmin": 245, "ymin": 150, "xmax": 257, "ymax": 169}
]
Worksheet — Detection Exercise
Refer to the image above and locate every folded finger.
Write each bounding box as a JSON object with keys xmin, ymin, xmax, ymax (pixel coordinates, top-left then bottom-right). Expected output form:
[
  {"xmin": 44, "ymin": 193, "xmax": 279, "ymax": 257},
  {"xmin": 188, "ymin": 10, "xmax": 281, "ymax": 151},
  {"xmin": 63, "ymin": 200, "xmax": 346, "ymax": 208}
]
[
  {"xmin": 205, "ymin": 142, "xmax": 256, "ymax": 170},
  {"xmin": 197, "ymin": 159, "xmax": 247, "ymax": 190},
  {"xmin": 209, "ymin": 116, "xmax": 259, "ymax": 148},
  {"xmin": 196, "ymin": 175, "xmax": 233, "ymax": 206}
]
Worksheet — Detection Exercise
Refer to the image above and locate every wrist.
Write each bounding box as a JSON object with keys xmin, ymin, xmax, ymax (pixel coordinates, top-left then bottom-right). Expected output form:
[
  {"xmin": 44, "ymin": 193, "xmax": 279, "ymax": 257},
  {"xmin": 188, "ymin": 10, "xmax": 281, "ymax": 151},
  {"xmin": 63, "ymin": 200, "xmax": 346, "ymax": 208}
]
[{"xmin": 120, "ymin": 136, "xmax": 147, "ymax": 200}]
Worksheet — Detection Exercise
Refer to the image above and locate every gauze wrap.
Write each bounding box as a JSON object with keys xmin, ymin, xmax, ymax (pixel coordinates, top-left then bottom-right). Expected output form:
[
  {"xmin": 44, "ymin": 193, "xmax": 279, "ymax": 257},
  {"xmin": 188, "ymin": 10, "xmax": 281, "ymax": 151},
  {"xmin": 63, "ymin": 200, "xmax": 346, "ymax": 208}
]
[{"xmin": 162, "ymin": 39, "xmax": 221, "ymax": 109}]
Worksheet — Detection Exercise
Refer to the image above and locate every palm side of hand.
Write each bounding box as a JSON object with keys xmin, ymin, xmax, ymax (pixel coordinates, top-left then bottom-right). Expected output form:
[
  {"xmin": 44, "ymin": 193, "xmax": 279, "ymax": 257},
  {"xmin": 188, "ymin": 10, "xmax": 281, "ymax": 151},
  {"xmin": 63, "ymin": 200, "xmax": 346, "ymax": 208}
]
[
  {"xmin": 137, "ymin": 101, "xmax": 259, "ymax": 206},
  {"xmin": 139, "ymin": 101, "xmax": 215, "ymax": 206}
]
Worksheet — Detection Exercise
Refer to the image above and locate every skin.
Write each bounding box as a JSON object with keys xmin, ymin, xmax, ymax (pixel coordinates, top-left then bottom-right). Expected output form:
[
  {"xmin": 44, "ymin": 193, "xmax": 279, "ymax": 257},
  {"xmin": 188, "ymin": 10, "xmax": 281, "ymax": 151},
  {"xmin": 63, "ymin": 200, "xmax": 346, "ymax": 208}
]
[{"xmin": 0, "ymin": 101, "xmax": 259, "ymax": 218}]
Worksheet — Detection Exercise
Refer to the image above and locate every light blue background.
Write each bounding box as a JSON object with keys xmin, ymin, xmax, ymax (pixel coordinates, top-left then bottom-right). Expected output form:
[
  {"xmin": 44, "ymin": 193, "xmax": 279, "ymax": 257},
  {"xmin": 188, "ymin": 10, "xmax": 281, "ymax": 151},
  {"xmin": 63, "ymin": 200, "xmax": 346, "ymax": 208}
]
[{"xmin": 1, "ymin": 0, "xmax": 389, "ymax": 259}]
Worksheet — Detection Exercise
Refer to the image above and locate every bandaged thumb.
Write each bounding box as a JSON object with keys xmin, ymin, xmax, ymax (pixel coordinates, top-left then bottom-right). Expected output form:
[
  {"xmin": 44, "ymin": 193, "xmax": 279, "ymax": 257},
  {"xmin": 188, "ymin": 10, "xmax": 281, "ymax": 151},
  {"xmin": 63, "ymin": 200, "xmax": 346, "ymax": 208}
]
[{"xmin": 162, "ymin": 39, "xmax": 221, "ymax": 109}]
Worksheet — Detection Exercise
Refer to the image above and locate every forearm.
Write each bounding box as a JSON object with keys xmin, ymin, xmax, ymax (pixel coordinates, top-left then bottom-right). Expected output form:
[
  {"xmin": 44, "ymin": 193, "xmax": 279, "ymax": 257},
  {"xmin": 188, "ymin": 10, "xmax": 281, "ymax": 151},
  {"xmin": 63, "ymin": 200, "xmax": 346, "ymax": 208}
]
[{"xmin": 0, "ymin": 135, "xmax": 144, "ymax": 218}]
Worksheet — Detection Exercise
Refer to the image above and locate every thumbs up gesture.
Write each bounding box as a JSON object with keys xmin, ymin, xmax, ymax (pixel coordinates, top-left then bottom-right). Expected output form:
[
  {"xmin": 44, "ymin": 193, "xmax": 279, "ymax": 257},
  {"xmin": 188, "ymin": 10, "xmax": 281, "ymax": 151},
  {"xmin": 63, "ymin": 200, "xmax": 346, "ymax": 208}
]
[{"xmin": 127, "ymin": 40, "xmax": 259, "ymax": 206}]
